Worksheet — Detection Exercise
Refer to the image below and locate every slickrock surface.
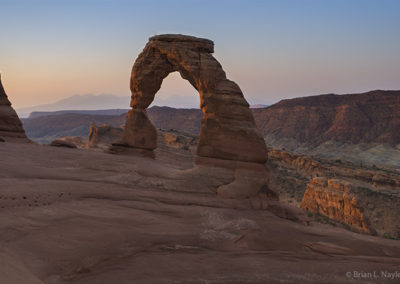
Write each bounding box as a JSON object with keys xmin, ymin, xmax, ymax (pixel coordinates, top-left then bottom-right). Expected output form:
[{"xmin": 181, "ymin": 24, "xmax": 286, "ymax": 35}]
[
  {"xmin": 0, "ymin": 142, "xmax": 400, "ymax": 283},
  {"xmin": 301, "ymin": 178, "xmax": 375, "ymax": 234},
  {"xmin": 0, "ymin": 75, "xmax": 29, "ymax": 142},
  {"xmin": 119, "ymin": 34, "xmax": 267, "ymax": 164}
]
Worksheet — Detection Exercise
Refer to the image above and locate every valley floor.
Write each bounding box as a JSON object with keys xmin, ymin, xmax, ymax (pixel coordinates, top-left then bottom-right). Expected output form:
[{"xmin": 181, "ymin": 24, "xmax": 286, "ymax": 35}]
[{"xmin": 0, "ymin": 143, "xmax": 399, "ymax": 283}]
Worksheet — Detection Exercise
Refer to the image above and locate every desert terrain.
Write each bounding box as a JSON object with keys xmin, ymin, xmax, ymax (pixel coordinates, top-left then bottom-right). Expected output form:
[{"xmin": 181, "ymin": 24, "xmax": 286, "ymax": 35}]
[
  {"xmin": 1, "ymin": 33, "xmax": 399, "ymax": 284},
  {"xmin": 1, "ymin": 142, "xmax": 400, "ymax": 284}
]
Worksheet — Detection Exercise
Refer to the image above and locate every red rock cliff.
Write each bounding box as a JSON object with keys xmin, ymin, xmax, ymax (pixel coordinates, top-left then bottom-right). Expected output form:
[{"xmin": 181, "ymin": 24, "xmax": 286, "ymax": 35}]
[{"xmin": 253, "ymin": 90, "xmax": 400, "ymax": 145}]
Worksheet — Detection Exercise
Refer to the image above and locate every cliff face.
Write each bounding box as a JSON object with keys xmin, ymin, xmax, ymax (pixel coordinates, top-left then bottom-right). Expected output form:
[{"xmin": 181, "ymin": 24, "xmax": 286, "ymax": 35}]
[
  {"xmin": 268, "ymin": 149, "xmax": 400, "ymax": 189},
  {"xmin": 253, "ymin": 90, "xmax": 400, "ymax": 145},
  {"xmin": 267, "ymin": 148, "xmax": 400, "ymax": 238},
  {"xmin": 301, "ymin": 178, "xmax": 375, "ymax": 234},
  {"xmin": 0, "ymin": 75, "xmax": 29, "ymax": 142}
]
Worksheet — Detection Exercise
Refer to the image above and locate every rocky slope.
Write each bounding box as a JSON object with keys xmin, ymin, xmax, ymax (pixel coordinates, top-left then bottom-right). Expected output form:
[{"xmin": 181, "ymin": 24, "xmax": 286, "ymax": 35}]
[
  {"xmin": 253, "ymin": 90, "xmax": 400, "ymax": 145},
  {"xmin": 254, "ymin": 90, "xmax": 400, "ymax": 168},
  {"xmin": 0, "ymin": 142, "xmax": 399, "ymax": 283},
  {"xmin": 301, "ymin": 177, "xmax": 375, "ymax": 235},
  {"xmin": 267, "ymin": 149, "xmax": 400, "ymax": 238}
]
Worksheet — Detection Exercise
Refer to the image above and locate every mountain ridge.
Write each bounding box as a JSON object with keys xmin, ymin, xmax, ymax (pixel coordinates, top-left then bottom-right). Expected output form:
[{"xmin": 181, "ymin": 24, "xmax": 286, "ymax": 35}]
[{"xmin": 16, "ymin": 94, "xmax": 131, "ymax": 118}]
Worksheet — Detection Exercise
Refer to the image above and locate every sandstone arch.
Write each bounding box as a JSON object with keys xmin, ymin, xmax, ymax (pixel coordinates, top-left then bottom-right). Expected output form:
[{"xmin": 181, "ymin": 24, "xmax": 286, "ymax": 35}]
[{"xmin": 118, "ymin": 34, "xmax": 267, "ymax": 163}]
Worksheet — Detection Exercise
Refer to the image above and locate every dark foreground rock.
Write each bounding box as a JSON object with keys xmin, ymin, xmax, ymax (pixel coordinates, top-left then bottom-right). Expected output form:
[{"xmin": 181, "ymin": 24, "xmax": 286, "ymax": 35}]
[{"xmin": 0, "ymin": 74, "xmax": 30, "ymax": 142}]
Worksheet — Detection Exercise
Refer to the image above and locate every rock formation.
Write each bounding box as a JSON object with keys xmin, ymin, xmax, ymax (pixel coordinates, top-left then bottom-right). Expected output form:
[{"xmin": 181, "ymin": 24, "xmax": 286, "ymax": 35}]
[
  {"xmin": 88, "ymin": 123, "xmax": 124, "ymax": 149},
  {"xmin": 301, "ymin": 177, "xmax": 375, "ymax": 234},
  {"xmin": 0, "ymin": 74, "xmax": 29, "ymax": 142},
  {"xmin": 116, "ymin": 34, "xmax": 267, "ymax": 164},
  {"xmin": 253, "ymin": 90, "xmax": 400, "ymax": 145},
  {"xmin": 49, "ymin": 139, "xmax": 78, "ymax": 148},
  {"xmin": 267, "ymin": 148, "xmax": 400, "ymax": 237},
  {"xmin": 158, "ymin": 129, "xmax": 197, "ymax": 150}
]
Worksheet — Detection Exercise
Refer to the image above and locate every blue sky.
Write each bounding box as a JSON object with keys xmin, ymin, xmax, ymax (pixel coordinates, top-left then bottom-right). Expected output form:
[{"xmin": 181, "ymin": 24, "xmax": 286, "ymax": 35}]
[{"xmin": 1, "ymin": 0, "xmax": 400, "ymax": 109}]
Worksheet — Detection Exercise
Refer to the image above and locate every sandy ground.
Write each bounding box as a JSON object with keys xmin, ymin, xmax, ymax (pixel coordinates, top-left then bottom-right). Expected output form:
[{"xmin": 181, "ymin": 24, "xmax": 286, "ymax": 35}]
[{"xmin": 0, "ymin": 142, "xmax": 399, "ymax": 284}]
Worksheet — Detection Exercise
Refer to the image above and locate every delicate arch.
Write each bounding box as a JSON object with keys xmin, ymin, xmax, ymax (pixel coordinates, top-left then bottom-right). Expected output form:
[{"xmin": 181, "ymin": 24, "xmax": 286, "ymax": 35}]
[{"xmin": 119, "ymin": 34, "xmax": 267, "ymax": 163}]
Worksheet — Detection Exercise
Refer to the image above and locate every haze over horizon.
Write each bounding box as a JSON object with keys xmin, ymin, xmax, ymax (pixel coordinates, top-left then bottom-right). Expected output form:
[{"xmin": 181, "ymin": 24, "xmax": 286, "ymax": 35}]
[{"xmin": 1, "ymin": 0, "xmax": 400, "ymax": 109}]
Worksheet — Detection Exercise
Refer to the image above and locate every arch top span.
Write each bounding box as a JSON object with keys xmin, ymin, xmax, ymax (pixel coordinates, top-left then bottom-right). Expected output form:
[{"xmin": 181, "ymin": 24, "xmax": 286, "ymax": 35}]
[{"xmin": 120, "ymin": 34, "xmax": 267, "ymax": 164}]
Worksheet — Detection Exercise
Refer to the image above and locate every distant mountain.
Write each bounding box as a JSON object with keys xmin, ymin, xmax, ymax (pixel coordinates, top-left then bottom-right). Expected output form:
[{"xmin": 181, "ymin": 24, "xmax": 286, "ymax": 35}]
[
  {"xmin": 28, "ymin": 109, "xmax": 130, "ymax": 119},
  {"xmin": 22, "ymin": 113, "xmax": 126, "ymax": 144},
  {"xmin": 17, "ymin": 93, "xmax": 268, "ymax": 118},
  {"xmin": 16, "ymin": 94, "xmax": 131, "ymax": 118},
  {"xmin": 21, "ymin": 106, "xmax": 203, "ymax": 144}
]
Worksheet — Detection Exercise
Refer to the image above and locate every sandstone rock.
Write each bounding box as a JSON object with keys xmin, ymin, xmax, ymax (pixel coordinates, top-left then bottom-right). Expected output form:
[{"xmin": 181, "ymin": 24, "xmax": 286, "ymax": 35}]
[
  {"xmin": 253, "ymin": 90, "xmax": 400, "ymax": 146},
  {"xmin": 58, "ymin": 136, "xmax": 86, "ymax": 149},
  {"xmin": 217, "ymin": 167, "xmax": 269, "ymax": 199},
  {"xmin": 268, "ymin": 147, "xmax": 400, "ymax": 237},
  {"xmin": 120, "ymin": 34, "xmax": 267, "ymax": 164},
  {"xmin": 49, "ymin": 139, "xmax": 77, "ymax": 148},
  {"xmin": 301, "ymin": 177, "xmax": 375, "ymax": 234},
  {"xmin": 0, "ymin": 74, "xmax": 29, "ymax": 142},
  {"xmin": 117, "ymin": 109, "xmax": 157, "ymax": 150},
  {"xmin": 88, "ymin": 123, "xmax": 124, "ymax": 149},
  {"xmin": 158, "ymin": 129, "xmax": 197, "ymax": 150},
  {"xmin": 1, "ymin": 142, "xmax": 400, "ymax": 283},
  {"xmin": 195, "ymin": 156, "xmax": 274, "ymax": 199}
]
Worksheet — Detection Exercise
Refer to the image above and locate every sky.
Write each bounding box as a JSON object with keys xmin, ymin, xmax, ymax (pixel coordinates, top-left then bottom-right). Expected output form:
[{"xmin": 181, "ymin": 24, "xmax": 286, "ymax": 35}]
[{"xmin": 1, "ymin": 0, "xmax": 400, "ymax": 109}]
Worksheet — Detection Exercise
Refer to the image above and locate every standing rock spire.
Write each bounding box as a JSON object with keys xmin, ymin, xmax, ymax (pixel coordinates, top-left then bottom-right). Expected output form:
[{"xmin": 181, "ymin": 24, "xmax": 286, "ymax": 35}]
[
  {"xmin": 0, "ymin": 74, "xmax": 30, "ymax": 142},
  {"xmin": 0, "ymin": 73, "xmax": 10, "ymax": 103}
]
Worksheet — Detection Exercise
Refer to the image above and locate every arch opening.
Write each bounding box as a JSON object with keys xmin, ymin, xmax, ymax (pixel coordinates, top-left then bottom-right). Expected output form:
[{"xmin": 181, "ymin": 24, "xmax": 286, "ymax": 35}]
[
  {"xmin": 150, "ymin": 71, "xmax": 200, "ymax": 109},
  {"xmin": 117, "ymin": 34, "xmax": 267, "ymax": 164}
]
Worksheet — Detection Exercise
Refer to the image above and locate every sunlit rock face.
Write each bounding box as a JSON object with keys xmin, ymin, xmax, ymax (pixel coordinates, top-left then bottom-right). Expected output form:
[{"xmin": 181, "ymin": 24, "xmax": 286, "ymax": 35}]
[
  {"xmin": 301, "ymin": 177, "xmax": 375, "ymax": 234},
  {"xmin": 119, "ymin": 34, "xmax": 267, "ymax": 164},
  {"xmin": 0, "ymin": 75, "xmax": 29, "ymax": 142}
]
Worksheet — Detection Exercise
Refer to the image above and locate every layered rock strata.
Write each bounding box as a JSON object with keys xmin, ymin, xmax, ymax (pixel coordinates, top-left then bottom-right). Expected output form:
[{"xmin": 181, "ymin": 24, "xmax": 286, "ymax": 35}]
[
  {"xmin": 301, "ymin": 177, "xmax": 375, "ymax": 234},
  {"xmin": 267, "ymin": 149, "xmax": 400, "ymax": 237},
  {"xmin": 253, "ymin": 90, "xmax": 400, "ymax": 146}
]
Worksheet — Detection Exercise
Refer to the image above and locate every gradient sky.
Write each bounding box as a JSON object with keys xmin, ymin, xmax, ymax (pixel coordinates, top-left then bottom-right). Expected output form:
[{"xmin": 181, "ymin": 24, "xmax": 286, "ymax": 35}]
[{"xmin": 1, "ymin": 0, "xmax": 400, "ymax": 109}]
